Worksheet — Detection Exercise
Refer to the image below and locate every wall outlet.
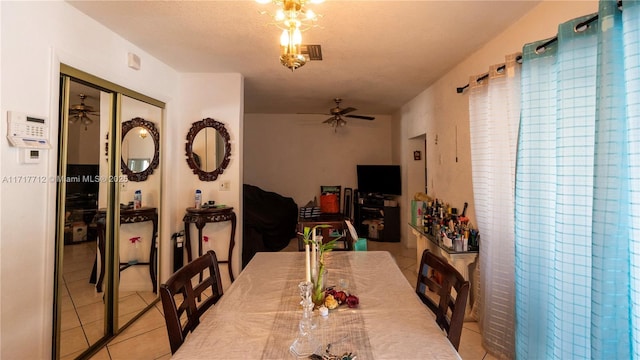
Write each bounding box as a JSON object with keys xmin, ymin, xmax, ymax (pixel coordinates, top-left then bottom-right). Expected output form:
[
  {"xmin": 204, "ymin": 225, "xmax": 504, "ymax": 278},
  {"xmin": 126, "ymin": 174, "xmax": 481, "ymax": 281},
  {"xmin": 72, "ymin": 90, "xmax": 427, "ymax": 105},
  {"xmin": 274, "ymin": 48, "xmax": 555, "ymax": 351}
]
[{"xmin": 219, "ymin": 180, "xmax": 230, "ymax": 191}]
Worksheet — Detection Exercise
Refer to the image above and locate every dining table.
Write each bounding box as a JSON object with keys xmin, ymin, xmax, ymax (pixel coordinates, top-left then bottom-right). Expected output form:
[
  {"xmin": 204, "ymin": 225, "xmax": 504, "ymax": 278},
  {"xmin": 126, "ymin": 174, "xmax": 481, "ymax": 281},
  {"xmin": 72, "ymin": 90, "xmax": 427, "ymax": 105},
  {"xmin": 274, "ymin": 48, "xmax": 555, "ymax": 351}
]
[{"xmin": 172, "ymin": 251, "xmax": 461, "ymax": 359}]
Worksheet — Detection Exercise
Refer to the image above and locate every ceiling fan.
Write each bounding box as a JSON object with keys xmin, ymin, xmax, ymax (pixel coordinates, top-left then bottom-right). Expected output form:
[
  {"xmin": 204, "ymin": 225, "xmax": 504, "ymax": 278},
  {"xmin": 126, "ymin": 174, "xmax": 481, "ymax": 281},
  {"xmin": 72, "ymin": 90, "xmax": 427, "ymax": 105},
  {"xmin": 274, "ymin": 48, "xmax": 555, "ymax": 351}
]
[
  {"xmin": 306, "ymin": 98, "xmax": 375, "ymax": 131},
  {"xmin": 69, "ymin": 94, "xmax": 99, "ymax": 130}
]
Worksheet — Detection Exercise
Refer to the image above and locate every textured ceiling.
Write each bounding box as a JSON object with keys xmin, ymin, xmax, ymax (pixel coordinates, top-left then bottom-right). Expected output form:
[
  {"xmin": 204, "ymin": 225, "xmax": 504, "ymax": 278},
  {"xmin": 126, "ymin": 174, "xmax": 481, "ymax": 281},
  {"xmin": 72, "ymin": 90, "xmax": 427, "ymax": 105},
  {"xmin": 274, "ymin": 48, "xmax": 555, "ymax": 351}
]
[{"xmin": 67, "ymin": 1, "xmax": 539, "ymax": 116}]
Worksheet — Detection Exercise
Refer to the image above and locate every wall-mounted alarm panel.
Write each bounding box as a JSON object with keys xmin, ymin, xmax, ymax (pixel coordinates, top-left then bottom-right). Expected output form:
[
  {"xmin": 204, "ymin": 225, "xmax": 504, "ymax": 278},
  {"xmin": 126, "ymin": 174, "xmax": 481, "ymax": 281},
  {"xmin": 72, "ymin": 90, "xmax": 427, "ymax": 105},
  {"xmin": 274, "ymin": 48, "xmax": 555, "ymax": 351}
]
[{"xmin": 6, "ymin": 111, "xmax": 51, "ymax": 149}]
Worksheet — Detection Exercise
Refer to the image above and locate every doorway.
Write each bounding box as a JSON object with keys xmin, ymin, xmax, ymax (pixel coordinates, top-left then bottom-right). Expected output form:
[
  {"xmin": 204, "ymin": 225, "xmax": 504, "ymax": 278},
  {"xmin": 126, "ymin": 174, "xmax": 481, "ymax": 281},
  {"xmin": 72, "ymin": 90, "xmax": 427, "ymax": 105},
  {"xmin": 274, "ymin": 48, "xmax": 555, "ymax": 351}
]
[{"xmin": 408, "ymin": 134, "xmax": 427, "ymax": 195}]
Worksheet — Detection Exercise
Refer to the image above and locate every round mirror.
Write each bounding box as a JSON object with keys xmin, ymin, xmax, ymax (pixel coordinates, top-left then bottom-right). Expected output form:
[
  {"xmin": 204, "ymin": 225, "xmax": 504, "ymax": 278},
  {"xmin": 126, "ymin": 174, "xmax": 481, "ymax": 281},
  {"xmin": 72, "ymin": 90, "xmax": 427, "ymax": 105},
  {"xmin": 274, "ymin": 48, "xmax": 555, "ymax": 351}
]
[
  {"xmin": 121, "ymin": 117, "xmax": 160, "ymax": 182},
  {"xmin": 185, "ymin": 118, "xmax": 231, "ymax": 181}
]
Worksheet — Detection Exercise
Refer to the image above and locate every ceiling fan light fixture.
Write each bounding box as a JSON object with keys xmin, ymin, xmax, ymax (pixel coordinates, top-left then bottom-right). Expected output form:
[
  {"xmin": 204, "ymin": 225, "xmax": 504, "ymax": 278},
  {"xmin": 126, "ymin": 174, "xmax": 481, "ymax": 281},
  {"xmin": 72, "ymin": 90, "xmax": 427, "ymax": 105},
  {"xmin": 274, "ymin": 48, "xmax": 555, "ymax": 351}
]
[
  {"xmin": 307, "ymin": 98, "xmax": 375, "ymax": 131},
  {"xmin": 326, "ymin": 116, "xmax": 346, "ymax": 132},
  {"xmin": 69, "ymin": 93, "xmax": 98, "ymax": 130}
]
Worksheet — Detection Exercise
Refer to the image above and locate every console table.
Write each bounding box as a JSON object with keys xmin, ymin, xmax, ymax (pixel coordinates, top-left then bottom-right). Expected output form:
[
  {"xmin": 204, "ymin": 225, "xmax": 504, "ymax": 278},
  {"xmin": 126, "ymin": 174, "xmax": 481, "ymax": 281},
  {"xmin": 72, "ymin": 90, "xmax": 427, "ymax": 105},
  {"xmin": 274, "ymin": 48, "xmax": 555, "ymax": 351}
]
[
  {"xmin": 94, "ymin": 207, "xmax": 158, "ymax": 293},
  {"xmin": 183, "ymin": 207, "xmax": 236, "ymax": 282},
  {"xmin": 409, "ymin": 223, "xmax": 478, "ymax": 320}
]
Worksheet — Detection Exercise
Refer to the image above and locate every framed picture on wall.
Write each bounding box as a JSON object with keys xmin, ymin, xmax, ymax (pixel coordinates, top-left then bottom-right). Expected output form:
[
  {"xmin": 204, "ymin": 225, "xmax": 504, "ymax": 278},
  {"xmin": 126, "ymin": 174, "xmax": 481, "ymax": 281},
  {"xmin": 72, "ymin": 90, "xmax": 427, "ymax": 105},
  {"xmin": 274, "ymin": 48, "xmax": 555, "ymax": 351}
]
[{"xmin": 414, "ymin": 151, "xmax": 421, "ymax": 160}]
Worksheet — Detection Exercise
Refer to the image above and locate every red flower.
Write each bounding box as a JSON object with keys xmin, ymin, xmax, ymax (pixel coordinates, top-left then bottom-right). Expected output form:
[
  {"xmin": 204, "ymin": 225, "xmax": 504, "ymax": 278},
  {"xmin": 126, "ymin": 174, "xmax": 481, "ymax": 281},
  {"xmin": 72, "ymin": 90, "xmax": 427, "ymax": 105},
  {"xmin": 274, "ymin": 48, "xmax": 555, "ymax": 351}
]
[
  {"xmin": 334, "ymin": 291, "xmax": 347, "ymax": 304},
  {"xmin": 346, "ymin": 295, "xmax": 359, "ymax": 308}
]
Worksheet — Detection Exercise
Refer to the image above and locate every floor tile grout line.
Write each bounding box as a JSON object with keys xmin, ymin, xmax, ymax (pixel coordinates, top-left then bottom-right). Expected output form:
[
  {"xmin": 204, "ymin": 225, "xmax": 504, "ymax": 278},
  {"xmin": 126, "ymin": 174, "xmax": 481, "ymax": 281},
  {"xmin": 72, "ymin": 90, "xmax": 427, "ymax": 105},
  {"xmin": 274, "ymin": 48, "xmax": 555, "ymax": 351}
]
[
  {"xmin": 464, "ymin": 326, "xmax": 482, "ymax": 334},
  {"xmin": 107, "ymin": 324, "xmax": 168, "ymax": 348}
]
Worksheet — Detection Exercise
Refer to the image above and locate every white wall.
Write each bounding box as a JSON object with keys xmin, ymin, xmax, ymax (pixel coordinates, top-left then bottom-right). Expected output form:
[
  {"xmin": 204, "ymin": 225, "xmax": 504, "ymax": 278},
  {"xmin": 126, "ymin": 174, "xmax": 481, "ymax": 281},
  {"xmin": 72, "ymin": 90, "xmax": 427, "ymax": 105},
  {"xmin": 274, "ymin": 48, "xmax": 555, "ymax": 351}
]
[
  {"xmin": 0, "ymin": 1, "xmax": 243, "ymax": 358},
  {"xmin": 244, "ymin": 114, "xmax": 393, "ymax": 209},
  {"xmin": 169, "ymin": 73, "xmax": 244, "ymax": 289},
  {"xmin": 398, "ymin": 0, "xmax": 598, "ymax": 245}
]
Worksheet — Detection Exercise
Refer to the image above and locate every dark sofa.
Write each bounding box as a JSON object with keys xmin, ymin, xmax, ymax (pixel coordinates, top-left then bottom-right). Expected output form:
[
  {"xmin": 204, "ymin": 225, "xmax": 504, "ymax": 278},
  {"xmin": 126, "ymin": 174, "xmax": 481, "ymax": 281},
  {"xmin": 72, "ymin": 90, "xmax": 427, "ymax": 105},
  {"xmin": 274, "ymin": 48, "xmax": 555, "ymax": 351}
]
[{"xmin": 242, "ymin": 184, "xmax": 298, "ymax": 267}]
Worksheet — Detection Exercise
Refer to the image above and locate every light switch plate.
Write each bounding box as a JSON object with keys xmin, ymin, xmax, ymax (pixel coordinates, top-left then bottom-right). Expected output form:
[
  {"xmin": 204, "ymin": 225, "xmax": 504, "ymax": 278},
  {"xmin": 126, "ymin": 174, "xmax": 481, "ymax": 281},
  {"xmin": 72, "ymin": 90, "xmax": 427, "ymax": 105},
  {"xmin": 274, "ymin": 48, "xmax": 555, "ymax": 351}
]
[{"xmin": 219, "ymin": 180, "xmax": 230, "ymax": 191}]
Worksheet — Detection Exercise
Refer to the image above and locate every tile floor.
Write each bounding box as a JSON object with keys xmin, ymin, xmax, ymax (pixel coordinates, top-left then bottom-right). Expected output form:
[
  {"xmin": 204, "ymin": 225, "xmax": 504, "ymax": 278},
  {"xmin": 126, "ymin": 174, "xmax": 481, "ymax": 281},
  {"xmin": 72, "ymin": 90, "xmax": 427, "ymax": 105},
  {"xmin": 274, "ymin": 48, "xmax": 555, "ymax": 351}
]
[
  {"xmin": 80, "ymin": 238, "xmax": 494, "ymax": 360},
  {"xmin": 60, "ymin": 241, "xmax": 163, "ymax": 360}
]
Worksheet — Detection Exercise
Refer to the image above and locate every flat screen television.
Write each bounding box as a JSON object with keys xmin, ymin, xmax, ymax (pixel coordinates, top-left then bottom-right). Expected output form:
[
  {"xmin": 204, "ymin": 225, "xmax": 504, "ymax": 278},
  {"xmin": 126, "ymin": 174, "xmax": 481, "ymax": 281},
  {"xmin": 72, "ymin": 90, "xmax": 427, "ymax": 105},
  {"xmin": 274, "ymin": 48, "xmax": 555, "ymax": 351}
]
[
  {"xmin": 66, "ymin": 164, "xmax": 99, "ymax": 195},
  {"xmin": 356, "ymin": 165, "xmax": 401, "ymax": 195}
]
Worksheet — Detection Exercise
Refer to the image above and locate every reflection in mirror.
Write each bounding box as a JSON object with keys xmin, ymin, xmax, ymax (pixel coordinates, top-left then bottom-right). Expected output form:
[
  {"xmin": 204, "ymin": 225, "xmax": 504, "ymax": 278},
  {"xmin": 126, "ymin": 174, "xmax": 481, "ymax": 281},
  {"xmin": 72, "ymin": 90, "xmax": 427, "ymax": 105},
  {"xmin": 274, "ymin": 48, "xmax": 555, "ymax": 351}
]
[
  {"xmin": 128, "ymin": 158, "xmax": 150, "ymax": 173},
  {"xmin": 192, "ymin": 127, "xmax": 225, "ymax": 172},
  {"xmin": 123, "ymin": 127, "xmax": 153, "ymax": 172},
  {"xmin": 57, "ymin": 78, "xmax": 108, "ymax": 358},
  {"xmin": 121, "ymin": 118, "xmax": 159, "ymax": 182},
  {"xmin": 117, "ymin": 96, "xmax": 163, "ymax": 331},
  {"xmin": 185, "ymin": 118, "xmax": 231, "ymax": 181}
]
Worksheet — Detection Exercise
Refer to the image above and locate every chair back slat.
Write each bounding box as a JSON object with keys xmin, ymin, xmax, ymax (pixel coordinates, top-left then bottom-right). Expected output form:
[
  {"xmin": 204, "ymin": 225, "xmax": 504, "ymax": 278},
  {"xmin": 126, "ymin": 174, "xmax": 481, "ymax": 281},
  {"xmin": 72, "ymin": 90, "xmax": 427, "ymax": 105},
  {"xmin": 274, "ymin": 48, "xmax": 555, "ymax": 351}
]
[
  {"xmin": 415, "ymin": 249, "xmax": 470, "ymax": 351},
  {"xmin": 160, "ymin": 250, "xmax": 224, "ymax": 354}
]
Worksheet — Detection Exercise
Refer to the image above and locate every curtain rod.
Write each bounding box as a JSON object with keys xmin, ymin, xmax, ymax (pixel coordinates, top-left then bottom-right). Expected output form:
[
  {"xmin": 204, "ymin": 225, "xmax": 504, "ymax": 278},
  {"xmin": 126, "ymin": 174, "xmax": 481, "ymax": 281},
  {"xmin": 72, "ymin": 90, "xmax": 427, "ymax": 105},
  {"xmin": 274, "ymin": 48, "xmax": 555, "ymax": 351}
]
[
  {"xmin": 455, "ymin": 1, "xmax": 622, "ymax": 94},
  {"xmin": 456, "ymin": 55, "xmax": 522, "ymax": 94}
]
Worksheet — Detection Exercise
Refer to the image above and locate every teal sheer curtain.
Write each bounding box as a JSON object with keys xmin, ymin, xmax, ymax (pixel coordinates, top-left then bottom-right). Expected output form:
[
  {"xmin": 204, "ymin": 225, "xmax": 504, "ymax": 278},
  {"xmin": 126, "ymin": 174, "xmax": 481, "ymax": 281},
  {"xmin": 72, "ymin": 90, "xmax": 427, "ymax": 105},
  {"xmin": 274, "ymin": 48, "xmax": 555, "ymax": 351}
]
[{"xmin": 515, "ymin": 1, "xmax": 640, "ymax": 358}]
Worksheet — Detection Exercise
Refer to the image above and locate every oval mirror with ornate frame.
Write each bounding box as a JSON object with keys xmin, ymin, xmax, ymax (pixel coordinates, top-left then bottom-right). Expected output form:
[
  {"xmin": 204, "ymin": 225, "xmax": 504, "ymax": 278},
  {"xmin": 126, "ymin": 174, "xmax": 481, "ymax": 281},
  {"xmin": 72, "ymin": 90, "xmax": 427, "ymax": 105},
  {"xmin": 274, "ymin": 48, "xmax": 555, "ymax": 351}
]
[
  {"xmin": 121, "ymin": 117, "xmax": 160, "ymax": 182},
  {"xmin": 185, "ymin": 117, "xmax": 231, "ymax": 181}
]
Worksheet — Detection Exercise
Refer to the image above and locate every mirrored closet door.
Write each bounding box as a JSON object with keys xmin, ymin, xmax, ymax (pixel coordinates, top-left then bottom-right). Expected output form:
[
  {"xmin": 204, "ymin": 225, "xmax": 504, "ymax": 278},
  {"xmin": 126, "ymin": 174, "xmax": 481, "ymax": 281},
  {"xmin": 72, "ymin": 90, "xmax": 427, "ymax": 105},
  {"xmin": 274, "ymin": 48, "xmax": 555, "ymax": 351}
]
[
  {"xmin": 56, "ymin": 77, "xmax": 112, "ymax": 360},
  {"xmin": 54, "ymin": 67, "xmax": 164, "ymax": 360}
]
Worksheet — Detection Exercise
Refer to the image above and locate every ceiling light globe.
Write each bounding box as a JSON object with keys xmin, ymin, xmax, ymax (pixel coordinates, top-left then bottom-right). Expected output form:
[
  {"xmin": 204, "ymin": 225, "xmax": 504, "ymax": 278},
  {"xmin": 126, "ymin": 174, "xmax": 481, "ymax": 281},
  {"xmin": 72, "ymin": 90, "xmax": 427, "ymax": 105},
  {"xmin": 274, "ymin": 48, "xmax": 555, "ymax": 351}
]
[
  {"xmin": 306, "ymin": 9, "xmax": 316, "ymax": 20},
  {"xmin": 293, "ymin": 28, "xmax": 302, "ymax": 45},
  {"xmin": 280, "ymin": 30, "xmax": 289, "ymax": 46}
]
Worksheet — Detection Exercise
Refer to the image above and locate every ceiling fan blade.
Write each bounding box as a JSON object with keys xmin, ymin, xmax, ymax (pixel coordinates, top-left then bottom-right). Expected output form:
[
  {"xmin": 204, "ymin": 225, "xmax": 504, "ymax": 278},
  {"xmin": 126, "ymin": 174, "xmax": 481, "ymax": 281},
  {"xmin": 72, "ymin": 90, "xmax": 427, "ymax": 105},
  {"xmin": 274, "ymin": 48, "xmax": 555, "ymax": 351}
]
[
  {"xmin": 70, "ymin": 110, "xmax": 98, "ymax": 117},
  {"xmin": 338, "ymin": 107, "xmax": 357, "ymax": 115},
  {"xmin": 323, "ymin": 117, "xmax": 336, "ymax": 124},
  {"xmin": 345, "ymin": 114, "xmax": 375, "ymax": 120},
  {"xmin": 297, "ymin": 112, "xmax": 331, "ymax": 116}
]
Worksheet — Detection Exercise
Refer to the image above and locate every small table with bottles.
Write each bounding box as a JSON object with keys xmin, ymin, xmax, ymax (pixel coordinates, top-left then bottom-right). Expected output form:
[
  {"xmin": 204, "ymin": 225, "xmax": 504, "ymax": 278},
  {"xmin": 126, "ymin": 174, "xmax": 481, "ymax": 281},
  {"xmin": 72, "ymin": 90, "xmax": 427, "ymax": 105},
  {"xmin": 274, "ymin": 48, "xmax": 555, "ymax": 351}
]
[
  {"xmin": 183, "ymin": 206, "xmax": 236, "ymax": 282},
  {"xmin": 409, "ymin": 223, "xmax": 478, "ymax": 280}
]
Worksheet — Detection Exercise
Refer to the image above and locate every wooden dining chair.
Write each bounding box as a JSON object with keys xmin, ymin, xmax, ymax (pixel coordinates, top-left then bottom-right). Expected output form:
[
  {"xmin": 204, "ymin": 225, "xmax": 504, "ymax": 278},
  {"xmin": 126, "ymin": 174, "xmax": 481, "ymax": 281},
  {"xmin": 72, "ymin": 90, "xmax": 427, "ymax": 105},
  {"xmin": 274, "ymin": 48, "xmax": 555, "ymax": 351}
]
[
  {"xmin": 159, "ymin": 250, "xmax": 224, "ymax": 354},
  {"xmin": 415, "ymin": 249, "xmax": 470, "ymax": 351}
]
